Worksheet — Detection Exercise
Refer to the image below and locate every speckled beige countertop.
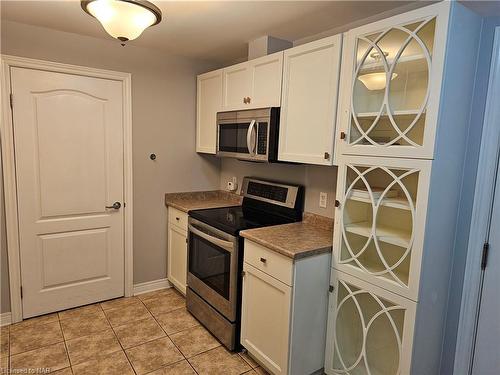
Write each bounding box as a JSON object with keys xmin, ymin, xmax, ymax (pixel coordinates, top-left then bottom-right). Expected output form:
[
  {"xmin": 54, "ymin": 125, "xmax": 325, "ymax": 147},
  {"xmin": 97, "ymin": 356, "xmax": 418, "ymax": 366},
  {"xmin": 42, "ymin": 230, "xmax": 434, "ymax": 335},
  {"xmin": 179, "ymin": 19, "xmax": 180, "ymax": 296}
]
[
  {"xmin": 240, "ymin": 213, "xmax": 333, "ymax": 260},
  {"xmin": 164, "ymin": 190, "xmax": 242, "ymax": 212}
]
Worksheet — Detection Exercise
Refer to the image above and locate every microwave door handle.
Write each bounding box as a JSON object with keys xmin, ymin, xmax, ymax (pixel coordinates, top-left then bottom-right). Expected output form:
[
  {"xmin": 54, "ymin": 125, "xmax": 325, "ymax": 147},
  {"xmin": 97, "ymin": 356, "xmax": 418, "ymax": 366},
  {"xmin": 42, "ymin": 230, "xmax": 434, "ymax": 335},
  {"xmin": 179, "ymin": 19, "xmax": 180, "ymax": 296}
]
[
  {"xmin": 246, "ymin": 119, "xmax": 257, "ymax": 156},
  {"xmin": 188, "ymin": 224, "xmax": 234, "ymax": 252}
]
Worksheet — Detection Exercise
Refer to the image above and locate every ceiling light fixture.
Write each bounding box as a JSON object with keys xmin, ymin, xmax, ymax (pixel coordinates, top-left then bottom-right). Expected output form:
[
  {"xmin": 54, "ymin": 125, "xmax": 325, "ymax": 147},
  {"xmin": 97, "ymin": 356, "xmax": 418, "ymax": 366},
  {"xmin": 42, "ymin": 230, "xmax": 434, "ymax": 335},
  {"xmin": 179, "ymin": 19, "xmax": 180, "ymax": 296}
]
[
  {"xmin": 81, "ymin": 0, "xmax": 162, "ymax": 45},
  {"xmin": 358, "ymin": 51, "xmax": 398, "ymax": 91}
]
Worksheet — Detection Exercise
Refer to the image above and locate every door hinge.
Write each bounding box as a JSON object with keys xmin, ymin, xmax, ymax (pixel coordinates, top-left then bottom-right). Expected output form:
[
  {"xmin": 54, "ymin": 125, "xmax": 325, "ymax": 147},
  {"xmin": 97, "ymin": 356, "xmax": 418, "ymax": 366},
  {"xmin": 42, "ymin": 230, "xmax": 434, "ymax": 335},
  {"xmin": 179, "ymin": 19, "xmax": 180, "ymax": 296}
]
[
  {"xmin": 324, "ymin": 152, "xmax": 330, "ymax": 160},
  {"xmin": 185, "ymin": 238, "xmax": 188, "ymax": 244},
  {"xmin": 241, "ymin": 271, "xmax": 246, "ymax": 277},
  {"xmin": 123, "ymin": 202, "xmax": 126, "ymax": 208},
  {"xmin": 334, "ymin": 200, "xmax": 340, "ymax": 208},
  {"xmin": 481, "ymin": 242, "xmax": 489, "ymax": 270},
  {"xmin": 9, "ymin": 93, "xmax": 13, "ymax": 109},
  {"xmin": 329, "ymin": 285, "xmax": 334, "ymax": 293},
  {"xmin": 340, "ymin": 131, "xmax": 346, "ymax": 140},
  {"xmin": 20, "ymin": 286, "xmax": 23, "ymax": 299}
]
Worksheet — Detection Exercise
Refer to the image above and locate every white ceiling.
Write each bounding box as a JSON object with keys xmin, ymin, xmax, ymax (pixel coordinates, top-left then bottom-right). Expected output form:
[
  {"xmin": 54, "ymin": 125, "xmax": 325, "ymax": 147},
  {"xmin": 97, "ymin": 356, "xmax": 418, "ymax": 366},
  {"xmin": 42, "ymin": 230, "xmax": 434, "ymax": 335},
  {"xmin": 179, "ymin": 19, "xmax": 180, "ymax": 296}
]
[{"xmin": 2, "ymin": 0, "xmax": 431, "ymax": 64}]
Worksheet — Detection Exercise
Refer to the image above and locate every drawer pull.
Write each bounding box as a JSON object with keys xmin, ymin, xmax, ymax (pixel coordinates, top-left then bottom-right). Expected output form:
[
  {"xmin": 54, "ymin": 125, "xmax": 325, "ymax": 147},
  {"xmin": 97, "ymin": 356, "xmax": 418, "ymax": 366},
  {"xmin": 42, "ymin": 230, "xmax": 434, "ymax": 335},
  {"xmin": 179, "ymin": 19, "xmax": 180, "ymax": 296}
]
[{"xmin": 260, "ymin": 257, "xmax": 267, "ymax": 263}]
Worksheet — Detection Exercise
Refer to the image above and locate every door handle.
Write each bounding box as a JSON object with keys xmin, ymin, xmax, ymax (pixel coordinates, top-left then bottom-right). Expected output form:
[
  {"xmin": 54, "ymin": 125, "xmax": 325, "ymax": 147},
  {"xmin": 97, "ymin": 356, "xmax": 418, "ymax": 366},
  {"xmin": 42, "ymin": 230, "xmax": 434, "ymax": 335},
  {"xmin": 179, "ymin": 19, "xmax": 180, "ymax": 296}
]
[
  {"xmin": 246, "ymin": 119, "xmax": 257, "ymax": 156},
  {"xmin": 105, "ymin": 202, "xmax": 121, "ymax": 210}
]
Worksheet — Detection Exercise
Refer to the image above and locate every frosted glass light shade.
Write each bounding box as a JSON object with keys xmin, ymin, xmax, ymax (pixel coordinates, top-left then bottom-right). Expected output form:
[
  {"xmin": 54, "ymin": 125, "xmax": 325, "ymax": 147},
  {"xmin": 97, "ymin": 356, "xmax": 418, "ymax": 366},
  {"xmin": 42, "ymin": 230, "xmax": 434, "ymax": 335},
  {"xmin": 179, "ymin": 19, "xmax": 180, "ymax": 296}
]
[
  {"xmin": 82, "ymin": 0, "xmax": 161, "ymax": 42},
  {"xmin": 358, "ymin": 72, "xmax": 398, "ymax": 91}
]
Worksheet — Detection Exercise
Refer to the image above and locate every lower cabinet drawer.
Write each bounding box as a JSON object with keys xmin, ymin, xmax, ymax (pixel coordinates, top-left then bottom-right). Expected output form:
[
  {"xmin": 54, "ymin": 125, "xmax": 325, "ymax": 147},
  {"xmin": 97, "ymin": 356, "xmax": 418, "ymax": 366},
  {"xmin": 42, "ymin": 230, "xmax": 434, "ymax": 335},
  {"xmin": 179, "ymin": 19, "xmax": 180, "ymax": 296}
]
[
  {"xmin": 168, "ymin": 207, "xmax": 188, "ymax": 231},
  {"xmin": 244, "ymin": 240, "xmax": 293, "ymax": 286}
]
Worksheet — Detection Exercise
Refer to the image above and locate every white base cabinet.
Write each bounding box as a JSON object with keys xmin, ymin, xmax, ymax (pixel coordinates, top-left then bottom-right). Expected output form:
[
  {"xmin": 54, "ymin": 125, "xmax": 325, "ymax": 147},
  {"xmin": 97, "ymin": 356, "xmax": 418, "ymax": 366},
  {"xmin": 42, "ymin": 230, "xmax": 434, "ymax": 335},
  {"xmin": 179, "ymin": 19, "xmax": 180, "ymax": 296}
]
[
  {"xmin": 241, "ymin": 240, "xmax": 331, "ymax": 375},
  {"xmin": 167, "ymin": 207, "xmax": 188, "ymax": 295},
  {"xmin": 241, "ymin": 263, "xmax": 291, "ymax": 375},
  {"xmin": 325, "ymin": 269, "xmax": 416, "ymax": 375}
]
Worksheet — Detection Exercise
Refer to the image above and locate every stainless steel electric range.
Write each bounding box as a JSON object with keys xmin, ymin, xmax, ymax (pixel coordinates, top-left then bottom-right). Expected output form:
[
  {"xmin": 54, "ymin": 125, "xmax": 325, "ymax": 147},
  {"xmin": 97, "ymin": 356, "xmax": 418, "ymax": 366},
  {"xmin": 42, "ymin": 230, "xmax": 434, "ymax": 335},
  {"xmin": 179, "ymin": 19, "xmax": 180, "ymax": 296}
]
[{"xmin": 186, "ymin": 177, "xmax": 304, "ymax": 350}]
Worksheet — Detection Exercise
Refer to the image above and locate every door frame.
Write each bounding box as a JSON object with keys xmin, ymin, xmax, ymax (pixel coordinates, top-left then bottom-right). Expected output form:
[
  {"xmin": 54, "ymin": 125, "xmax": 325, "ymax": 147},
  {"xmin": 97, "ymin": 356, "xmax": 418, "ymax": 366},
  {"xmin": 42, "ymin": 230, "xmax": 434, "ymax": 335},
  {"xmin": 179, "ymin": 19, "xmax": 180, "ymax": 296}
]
[
  {"xmin": 0, "ymin": 54, "xmax": 133, "ymax": 323},
  {"xmin": 454, "ymin": 27, "xmax": 500, "ymax": 374}
]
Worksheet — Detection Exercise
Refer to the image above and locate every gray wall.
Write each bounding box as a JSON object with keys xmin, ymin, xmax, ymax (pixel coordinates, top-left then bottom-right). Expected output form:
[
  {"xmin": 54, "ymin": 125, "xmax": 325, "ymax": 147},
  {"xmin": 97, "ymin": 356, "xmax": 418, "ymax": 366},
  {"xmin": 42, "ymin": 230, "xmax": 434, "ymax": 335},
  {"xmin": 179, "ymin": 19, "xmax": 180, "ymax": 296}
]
[
  {"xmin": 0, "ymin": 20, "xmax": 222, "ymax": 313},
  {"xmin": 440, "ymin": 17, "xmax": 500, "ymax": 374},
  {"xmin": 220, "ymin": 159, "xmax": 337, "ymax": 218}
]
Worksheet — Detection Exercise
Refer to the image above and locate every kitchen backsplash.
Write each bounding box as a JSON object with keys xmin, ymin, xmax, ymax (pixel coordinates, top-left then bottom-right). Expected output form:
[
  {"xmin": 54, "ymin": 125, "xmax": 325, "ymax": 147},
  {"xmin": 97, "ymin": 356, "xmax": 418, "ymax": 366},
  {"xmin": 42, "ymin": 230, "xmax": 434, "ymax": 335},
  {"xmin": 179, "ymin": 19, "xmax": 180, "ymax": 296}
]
[{"xmin": 219, "ymin": 158, "xmax": 337, "ymax": 218}]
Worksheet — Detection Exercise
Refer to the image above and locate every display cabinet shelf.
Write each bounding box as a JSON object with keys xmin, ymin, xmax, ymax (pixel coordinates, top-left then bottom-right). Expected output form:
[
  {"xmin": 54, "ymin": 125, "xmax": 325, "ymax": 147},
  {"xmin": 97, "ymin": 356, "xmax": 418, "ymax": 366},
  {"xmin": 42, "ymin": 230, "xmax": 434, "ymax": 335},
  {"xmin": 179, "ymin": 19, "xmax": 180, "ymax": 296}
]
[
  {"xmin": 347, "ymin": 195, "xmax": 413, "ymax": 210},
  {"xmin": 355, "ymin": 109, "xmax": 422, "ymax": 118},
  {"xmin": 345, "ymin": 221, "xmax": 411, "ymax": 248},
  {"xmin": 358, "ymin": 54, "xmax": 428, "ymax": 74}
]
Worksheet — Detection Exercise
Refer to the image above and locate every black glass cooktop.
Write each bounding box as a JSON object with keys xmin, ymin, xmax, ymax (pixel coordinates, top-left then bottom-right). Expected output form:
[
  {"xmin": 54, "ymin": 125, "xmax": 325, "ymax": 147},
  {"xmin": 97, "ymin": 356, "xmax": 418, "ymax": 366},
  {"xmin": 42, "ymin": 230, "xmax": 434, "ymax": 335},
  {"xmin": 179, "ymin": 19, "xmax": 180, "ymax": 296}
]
[{"xmin": 189, "ymin": 205, "xmax": 297, "ymax": 235}]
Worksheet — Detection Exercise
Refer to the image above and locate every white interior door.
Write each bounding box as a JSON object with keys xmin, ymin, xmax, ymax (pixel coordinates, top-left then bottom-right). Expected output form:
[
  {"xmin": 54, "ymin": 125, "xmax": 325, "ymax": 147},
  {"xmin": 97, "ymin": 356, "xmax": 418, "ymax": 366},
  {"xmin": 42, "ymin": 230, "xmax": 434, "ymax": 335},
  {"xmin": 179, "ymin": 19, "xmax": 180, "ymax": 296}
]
[
  {"xmin": 472, "ymin": 153, "xmax": 500, "ymax": 374},
  {"xmin": 11, "ymin": 67, "xmax": 125, "ymax": 318}
]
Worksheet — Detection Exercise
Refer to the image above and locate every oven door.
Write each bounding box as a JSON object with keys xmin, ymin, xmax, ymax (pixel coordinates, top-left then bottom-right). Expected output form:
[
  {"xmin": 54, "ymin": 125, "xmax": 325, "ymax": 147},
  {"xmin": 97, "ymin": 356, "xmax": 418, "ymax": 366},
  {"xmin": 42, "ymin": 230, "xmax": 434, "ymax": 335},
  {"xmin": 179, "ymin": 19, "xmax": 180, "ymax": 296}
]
[{"xmin": 187, "ymin": 218, "xmax": 239, "ymax": 322}]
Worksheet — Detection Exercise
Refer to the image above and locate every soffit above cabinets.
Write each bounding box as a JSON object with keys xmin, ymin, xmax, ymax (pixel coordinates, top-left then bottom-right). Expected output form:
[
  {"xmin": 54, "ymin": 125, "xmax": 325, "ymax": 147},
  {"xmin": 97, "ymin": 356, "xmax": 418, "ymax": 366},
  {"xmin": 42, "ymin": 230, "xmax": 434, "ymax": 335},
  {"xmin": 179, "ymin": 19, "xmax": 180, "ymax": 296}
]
[{"xmin": 1, "ymin": 0, "xmax": 424, "ymax": 64}]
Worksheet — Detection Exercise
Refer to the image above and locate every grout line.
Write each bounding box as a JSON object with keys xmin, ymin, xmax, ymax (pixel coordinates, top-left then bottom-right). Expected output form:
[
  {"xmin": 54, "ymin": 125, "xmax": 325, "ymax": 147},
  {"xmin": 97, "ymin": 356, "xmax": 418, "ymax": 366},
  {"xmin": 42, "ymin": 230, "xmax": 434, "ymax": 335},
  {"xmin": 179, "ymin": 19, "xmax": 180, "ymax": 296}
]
[
  {"xmin": 140, "ymin": 295, "xmax": 202, "ymax": 375},
  {"xmin": 55, "ymin": 312, "xmax": 74, "ymax": 375},
  {"xmin": 100, "ymin": 303, "xmax": 138, "ymax": 375},
  {"xmin": 9, "ymin": 338, "xmax": 66, "ymax": 358}
]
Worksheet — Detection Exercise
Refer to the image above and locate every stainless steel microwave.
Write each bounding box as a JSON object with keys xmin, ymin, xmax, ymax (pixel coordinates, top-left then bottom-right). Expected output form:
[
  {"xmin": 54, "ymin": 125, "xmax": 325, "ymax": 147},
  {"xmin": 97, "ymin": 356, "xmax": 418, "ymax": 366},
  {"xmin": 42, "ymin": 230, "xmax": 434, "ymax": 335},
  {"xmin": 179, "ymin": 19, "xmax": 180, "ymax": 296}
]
[{"xmin": 216, "ymin": 107, "xmax": 279, "ymax": 162}]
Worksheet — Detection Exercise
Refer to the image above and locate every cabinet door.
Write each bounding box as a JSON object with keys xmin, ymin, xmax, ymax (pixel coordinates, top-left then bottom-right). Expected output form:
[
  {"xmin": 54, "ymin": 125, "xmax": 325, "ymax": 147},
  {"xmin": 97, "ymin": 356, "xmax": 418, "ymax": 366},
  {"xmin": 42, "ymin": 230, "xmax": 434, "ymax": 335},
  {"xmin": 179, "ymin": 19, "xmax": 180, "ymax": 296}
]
[
  {"xmin": 336, "ymin": 3, "xmax": 450, "ymax": 159},
  {"xmin": 241, "ymin": 263, "xmax": 291, "ymax": 375},
  {"xmin": 223, "ymin": 62, "xmax": 251, "ymax": 110},
  {"xmin": 167, "ymin": 224, "xmax": 187, "ymax": 295},
  {"xmin": 196, "ymin": 70, "xmax": 223, "ymax": 154},
  {"xmin": 279, "ymin": 35, "xmax": 342, "ymax": 165},
  {"xmin": 325, "ymin": 269, "xmax": 416, "ymax": 375},
  {"xmin": 333, "ymin": 156, "xmax": 431, "ymax": 301},
  {"xmin": 249, "ymin": 52, "xmax": 283, "ymax": 108}
]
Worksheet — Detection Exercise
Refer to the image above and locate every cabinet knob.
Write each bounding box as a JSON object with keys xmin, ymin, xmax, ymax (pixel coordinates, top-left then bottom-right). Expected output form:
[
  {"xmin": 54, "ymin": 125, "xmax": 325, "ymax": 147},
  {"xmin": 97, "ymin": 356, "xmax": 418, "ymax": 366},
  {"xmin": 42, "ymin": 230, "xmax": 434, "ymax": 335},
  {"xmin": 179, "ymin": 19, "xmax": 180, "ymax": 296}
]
[
  {"xmin": 243, "ymin": 97, "xmax": 247, "ymax": 104},
  {"xmin": 335, "ymin": 200, "xmax": 340, "ymax": 208},
  {"xmin": 260, "ymin": 257, "xmax": 267, "ymax": 263},
  {"xmin": 247, "ymin": 97, "xmax": 251, "ymax": 103},
  {"xmin": 176, "ymin": 217, "xmax": 180, "ymax": 221}
]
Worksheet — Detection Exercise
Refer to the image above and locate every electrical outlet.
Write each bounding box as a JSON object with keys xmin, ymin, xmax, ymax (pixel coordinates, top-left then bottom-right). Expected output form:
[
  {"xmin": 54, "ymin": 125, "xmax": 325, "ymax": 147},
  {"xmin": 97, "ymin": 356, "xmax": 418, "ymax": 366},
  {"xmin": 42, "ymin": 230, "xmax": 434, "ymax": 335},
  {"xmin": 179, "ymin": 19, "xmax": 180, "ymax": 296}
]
[
  {"xmin": 319, "ymin": 192, "xmax": 328, "ymax": 208},
  {"xmin": 227, "ymin": 176, "xmax": 238, "ymax": 192}
]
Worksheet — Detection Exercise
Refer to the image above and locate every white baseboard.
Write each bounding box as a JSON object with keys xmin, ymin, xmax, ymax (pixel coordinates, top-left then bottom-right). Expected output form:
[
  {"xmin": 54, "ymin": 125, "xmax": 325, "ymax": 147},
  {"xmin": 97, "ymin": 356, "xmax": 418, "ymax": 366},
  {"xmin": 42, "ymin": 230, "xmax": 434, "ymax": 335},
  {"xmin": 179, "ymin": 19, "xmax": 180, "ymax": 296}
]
[
  {"xmin": 133, "ymin": 278, "xmax": 172, "ymax": 296},
  {"xmin": 0, "ymin": 312, "xmax": 12, "ymax": 326}
]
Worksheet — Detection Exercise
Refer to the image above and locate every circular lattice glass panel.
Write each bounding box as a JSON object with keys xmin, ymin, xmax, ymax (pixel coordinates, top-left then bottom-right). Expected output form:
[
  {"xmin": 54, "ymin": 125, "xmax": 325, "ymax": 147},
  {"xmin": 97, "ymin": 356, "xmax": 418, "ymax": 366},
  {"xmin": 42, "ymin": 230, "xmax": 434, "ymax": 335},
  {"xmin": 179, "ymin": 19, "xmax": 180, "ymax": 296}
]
[
  {"xmin": 340, "ymin": 164, "xmax": 418, "ymax": 288},
  {"xmin": 349, "ymin": 17, "xmax": 436, "ymax": 148},
  {"xmin": 332, "ymin": 280, "xmax": 406, "ymax": 375}
]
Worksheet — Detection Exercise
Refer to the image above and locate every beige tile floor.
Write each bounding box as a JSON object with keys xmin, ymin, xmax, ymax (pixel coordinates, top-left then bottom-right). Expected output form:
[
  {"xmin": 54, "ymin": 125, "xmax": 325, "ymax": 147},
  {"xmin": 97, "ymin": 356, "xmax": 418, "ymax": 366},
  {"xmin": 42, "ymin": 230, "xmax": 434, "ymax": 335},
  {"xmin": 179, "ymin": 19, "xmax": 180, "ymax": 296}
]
[{"xmin": 0, "ymin": 288, "xmax": 269, "ymax": 375}]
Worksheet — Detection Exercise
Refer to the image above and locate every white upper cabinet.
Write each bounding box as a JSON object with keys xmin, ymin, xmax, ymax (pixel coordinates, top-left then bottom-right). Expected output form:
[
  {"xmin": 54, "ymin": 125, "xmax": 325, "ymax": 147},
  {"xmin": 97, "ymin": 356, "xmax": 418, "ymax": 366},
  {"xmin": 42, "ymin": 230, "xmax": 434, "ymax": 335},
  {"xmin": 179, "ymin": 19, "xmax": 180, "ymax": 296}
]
[
  {"xmin": 278, "ymin": 35, "xmax": 342, "ymax": 165},
  {"xmin": 223, "ymin": 62, "xmax": 251, "ymax": 110},
  {"xmin": 336, "ymin": 4, "xmax": 449, "ymax": 159},
  {"xmin": 222, "ymin": 51, "xmax": 283, "ymax": 110},
  {"xmin": 196, "ymin": 69, "xmax": 223, "ymax": 154}
]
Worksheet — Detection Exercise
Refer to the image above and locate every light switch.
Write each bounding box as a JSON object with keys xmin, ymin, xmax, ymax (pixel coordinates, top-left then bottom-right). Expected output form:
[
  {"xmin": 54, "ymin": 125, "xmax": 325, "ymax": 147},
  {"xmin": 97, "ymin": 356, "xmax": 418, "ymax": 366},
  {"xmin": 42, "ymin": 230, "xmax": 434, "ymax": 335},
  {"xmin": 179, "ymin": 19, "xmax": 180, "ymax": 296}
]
[{"xmin": 319, "ymin": 192, "xmax": 328, "ymax": 208}]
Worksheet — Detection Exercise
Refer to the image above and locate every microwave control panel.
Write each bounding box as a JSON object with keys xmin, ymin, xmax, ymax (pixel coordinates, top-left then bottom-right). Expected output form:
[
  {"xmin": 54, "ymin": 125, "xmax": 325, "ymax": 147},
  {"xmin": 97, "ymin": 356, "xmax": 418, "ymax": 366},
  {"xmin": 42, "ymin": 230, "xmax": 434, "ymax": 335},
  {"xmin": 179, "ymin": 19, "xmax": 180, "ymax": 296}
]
[{"xmin": 257, "ymin": 122, "xmax": 268, "ymax": 155}]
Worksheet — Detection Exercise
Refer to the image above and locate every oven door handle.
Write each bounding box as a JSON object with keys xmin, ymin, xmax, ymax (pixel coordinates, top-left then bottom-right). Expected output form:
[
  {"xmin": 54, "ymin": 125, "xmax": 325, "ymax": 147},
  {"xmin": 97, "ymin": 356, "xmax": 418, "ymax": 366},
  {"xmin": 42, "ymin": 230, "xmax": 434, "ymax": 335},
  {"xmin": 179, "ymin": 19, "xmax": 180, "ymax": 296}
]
[
  {"xmin": 188, "ymin": 224, "xmax": 235, "ymax": 252},
  {"xmin": 246, "ymin": 119, "xmax": 257, "ymax": 156}
]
